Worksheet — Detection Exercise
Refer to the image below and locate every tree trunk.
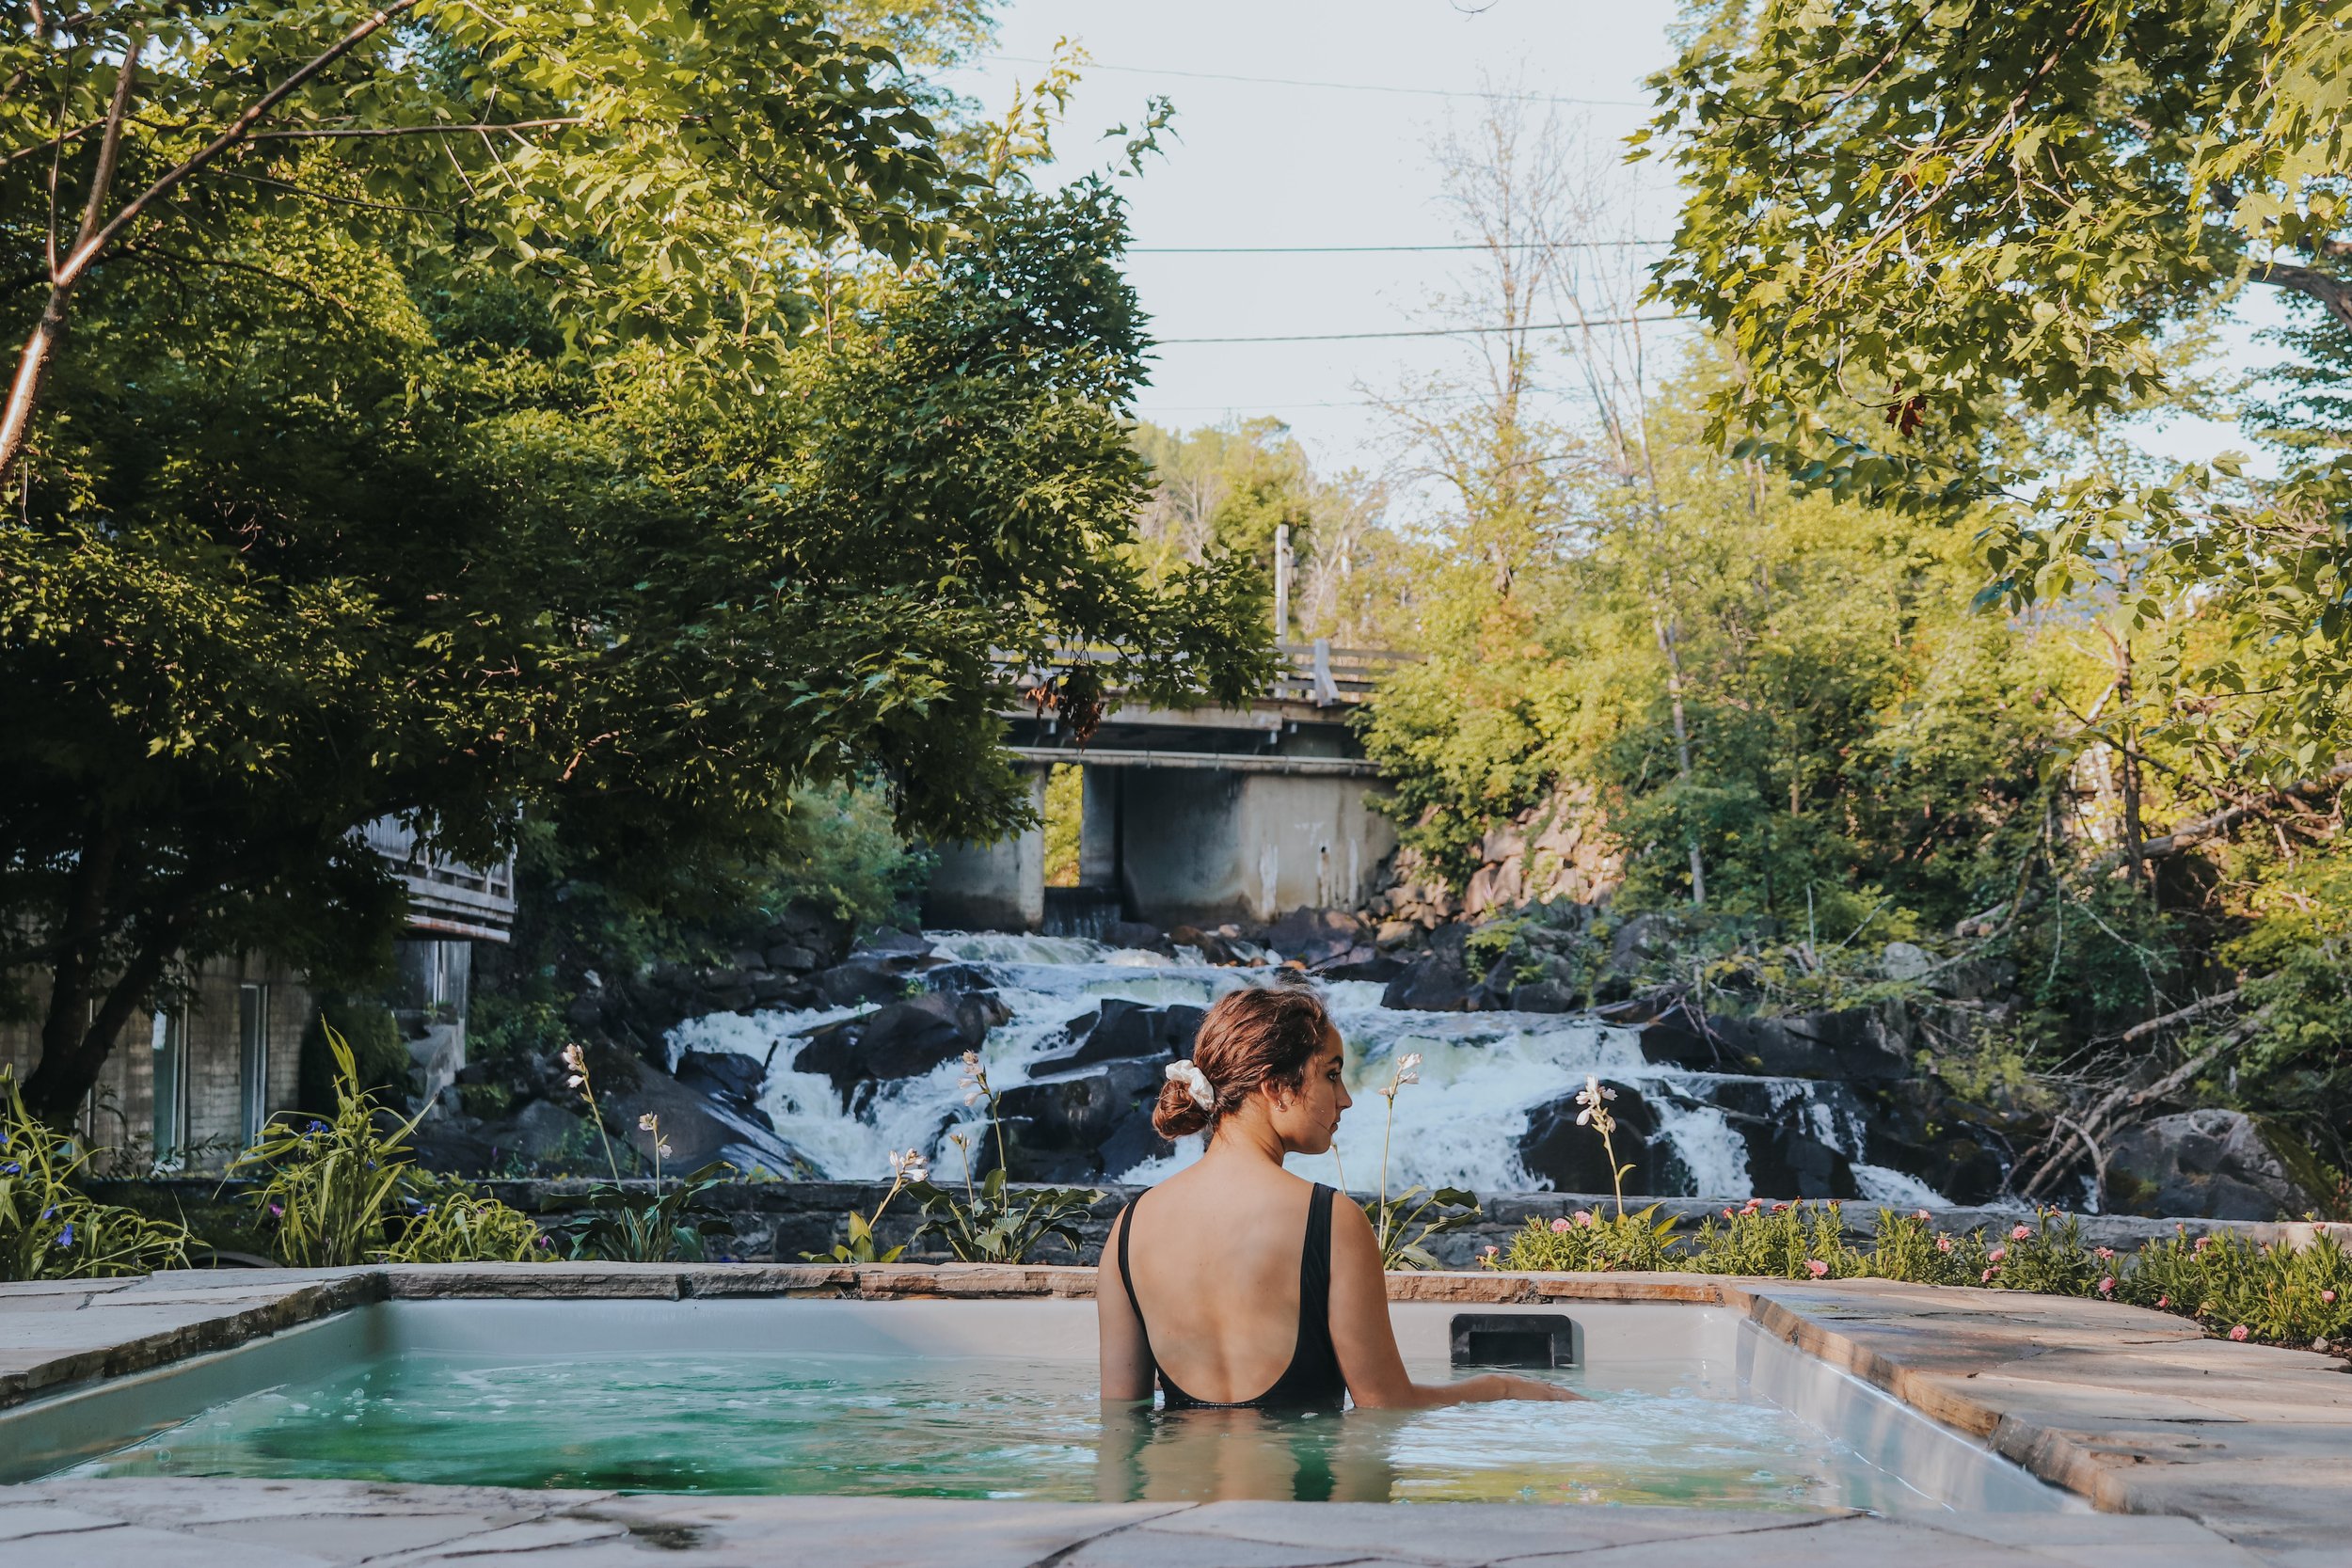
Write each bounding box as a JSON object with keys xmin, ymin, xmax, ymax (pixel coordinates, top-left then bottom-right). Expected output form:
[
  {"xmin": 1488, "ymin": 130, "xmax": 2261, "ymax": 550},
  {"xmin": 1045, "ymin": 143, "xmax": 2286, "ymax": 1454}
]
[
  {"xmin": 21, "ymin": 917, "xmax": 180, "ymax": 1128},
  {"xmin": 25, "ymin": 823, "xmax": 120, "ymax": 1116},
  {"xmin": 1653, "ymin": 604, "xmax": 1706, "ymax": 909},
  {"xmin": 2107, "ymin": 629, "xmax": 2148, "ymax": 900}
]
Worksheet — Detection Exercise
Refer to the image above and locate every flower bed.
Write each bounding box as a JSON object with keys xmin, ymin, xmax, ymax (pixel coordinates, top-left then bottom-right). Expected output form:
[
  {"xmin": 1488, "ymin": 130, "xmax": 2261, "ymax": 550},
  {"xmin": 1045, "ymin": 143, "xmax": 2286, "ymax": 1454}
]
[{"xmin": 1485, "ymin": 1198, "xmax": 2352, "ymax": 1354}]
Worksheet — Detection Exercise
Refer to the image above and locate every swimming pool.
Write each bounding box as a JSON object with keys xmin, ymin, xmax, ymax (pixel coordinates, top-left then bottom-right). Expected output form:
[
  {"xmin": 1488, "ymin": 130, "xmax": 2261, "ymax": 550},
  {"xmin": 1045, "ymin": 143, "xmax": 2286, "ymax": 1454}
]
[{"xmin": 1, "ymin": 1297, "xmax": 2071, "ymax": 1513}]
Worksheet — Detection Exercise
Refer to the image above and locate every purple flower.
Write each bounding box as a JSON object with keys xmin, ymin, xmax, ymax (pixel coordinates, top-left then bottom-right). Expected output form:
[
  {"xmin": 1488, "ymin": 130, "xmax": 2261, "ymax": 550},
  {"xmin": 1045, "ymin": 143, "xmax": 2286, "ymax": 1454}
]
[
  {"xmin": 268, "ymin": 1203, "xmax": 284, "ymax": 1218},
  {"xmin": 39, "ymin": 1206, "xmax": 56, "ymax": 1222},
  {"xmin": 1, "ymin": 1162, "xmax": 19, "ymax": 1175},
  {"xmin": 306, "ymin": 1120, "xmax": 327, "ymax": 1134},
  {"xmin": 54, "ymin": 1222, "xmax": 74, "ymax": 1248}
]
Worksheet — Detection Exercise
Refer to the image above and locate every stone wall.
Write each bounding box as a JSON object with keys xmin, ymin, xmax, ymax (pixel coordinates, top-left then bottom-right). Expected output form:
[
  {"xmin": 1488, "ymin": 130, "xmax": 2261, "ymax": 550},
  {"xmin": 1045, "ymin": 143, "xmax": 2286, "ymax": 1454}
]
[{"xmin": 1369, "ymin": 784, "xmax": 1623, "ymax": 932}]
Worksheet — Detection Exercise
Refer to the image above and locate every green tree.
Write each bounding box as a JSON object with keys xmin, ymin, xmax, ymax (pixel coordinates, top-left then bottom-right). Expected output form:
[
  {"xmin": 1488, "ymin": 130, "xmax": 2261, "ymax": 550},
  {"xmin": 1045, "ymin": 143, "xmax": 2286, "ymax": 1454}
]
[
  {"xmin": 1645, "ymin": 0, "xmax": 2352, "ymax": 776},
  {"xmin": 2, "ymin": 123, "xmax": 1270, "ymax": 1122}
]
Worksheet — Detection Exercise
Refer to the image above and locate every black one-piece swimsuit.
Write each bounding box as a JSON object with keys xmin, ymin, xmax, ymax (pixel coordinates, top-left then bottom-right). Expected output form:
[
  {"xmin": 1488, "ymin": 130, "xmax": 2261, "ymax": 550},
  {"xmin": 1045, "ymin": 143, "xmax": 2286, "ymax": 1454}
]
[{"xmin": 1114, "ymin": 1182, "xmax": 1347, "ymax": 1412}]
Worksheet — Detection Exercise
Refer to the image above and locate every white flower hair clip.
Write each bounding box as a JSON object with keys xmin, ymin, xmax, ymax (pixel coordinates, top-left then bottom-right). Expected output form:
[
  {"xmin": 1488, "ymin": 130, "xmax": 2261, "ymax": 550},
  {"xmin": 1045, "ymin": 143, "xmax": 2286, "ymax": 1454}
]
[{"xmin": 1165, "ymin": 1058, "xmax": 1216, "ymax": 1110}]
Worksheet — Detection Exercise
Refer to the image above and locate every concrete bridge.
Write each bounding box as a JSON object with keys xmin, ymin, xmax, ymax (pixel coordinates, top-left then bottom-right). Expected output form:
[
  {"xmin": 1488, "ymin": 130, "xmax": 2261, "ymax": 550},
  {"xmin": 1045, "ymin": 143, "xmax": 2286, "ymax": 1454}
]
[{"xmin": 923, "ymin": 643, "xmax": 1408, "ymax": 933}]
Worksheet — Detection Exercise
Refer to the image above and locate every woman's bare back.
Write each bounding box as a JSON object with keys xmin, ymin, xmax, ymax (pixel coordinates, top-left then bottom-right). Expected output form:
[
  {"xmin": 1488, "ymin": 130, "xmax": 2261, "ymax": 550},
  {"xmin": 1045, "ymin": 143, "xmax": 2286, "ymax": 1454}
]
[{"xmin": 1113, "ymin": 1159, "xmax": 1318, "ymax": 1404}]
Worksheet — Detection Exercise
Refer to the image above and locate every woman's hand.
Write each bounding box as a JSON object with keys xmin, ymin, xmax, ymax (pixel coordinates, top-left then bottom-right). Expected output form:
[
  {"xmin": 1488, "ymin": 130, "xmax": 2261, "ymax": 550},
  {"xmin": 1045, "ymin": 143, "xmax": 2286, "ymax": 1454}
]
[{"xmin": 1472, "ymin": 1372, "xmax": 1584, "ymax": 1402}]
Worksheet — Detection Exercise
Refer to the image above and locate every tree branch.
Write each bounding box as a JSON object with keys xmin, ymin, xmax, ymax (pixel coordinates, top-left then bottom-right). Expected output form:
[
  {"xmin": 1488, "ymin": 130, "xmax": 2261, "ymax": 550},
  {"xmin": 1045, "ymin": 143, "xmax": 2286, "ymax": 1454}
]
[
  {"xmin": 243, "ymin": 116, "xmax": 584, "ymax": 141},
  {"xmin": 2251, "ymin": 261, "xmax": 2352, "ymax": 332}
]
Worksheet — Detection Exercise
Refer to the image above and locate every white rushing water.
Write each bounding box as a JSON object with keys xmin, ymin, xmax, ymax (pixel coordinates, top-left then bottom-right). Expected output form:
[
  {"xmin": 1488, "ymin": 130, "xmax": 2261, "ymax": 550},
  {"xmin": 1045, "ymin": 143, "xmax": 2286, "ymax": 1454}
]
[{"xmin": 666, "ymin": 931, "xmax": 1948, "ymax": 1202}]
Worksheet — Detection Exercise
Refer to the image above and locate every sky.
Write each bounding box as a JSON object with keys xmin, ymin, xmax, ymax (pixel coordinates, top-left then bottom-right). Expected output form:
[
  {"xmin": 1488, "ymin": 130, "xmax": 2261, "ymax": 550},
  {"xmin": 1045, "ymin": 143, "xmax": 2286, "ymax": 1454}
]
[{"xmin": 935, "ymin": 0, "xmax": 2293, "ymax": 489}]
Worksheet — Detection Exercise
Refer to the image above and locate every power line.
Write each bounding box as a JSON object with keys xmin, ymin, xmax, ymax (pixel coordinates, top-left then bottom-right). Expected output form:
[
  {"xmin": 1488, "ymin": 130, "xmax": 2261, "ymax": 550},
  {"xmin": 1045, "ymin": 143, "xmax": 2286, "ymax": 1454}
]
[
  {"xmin": 1152, "ymin": 312, "xmax": 1688, "ymax": 345},
  {"xmin": 979, "ymin": 54, "xmax": 1651, "ymax": 109},
  {"xmin": 1130, "ymin": 241, "xmax": 1670, "ymax": 254}
]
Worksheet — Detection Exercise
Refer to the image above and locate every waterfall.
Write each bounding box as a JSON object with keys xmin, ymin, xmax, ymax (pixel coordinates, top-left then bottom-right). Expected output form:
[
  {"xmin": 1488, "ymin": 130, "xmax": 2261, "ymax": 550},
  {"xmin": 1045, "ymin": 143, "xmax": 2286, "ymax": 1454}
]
[{"xmin": 665, "ymin": 931, "xmax": 1949, "ymax": 1203}]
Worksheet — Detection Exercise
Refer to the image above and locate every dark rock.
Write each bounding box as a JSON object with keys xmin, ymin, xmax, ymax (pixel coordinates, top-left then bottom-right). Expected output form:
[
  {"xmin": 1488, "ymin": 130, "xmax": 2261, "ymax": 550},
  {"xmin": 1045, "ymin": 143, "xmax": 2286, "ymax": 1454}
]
[
  {"xmin": 1103, "ymin": 920, "xmax": 1174, "ymax": 955},
  {"xmin": 1319, "ymin": 949, "xmax": 1406, "ymax": 982},
  {"xmin": 1048, "ymin": 999, "xmax": 1205, "ymax": 1069},
  {"xmin": 765, "ymin": 942, "xmax": 819, "ymax": 972},
  {"xmin": 564, "ymin": 995, "xmax": 605, "ymax": 1028},
  {"xmin": 1171, "ymin": 926, "xmax": 1241, "ymax": 965},
  {"xmin": 606, "ymin": 1066, "xmax": 803, "ymax": 1179},
  {"xmin": 728, "ymin": 948, "xmax": 768, "ymax": 972},
  {"xmin": 791, "ymin": 990, "xmax": 1012, "ymax": 1105},
  {"xmin": 2106, "ymin": 1109, "xmax": 2321, "ymax": 1221},
  {"xmin": 1517, "ymin": 1082, "xmax": 1670, "ymax": 1194},
  {"xmin": 1507, "ymin": 977, "xmax": 1581, "ymax": 1013},
  {"xmin": 1261, "ymin": 908, "xmax": 1367, "ymax": 968},
  {"xmin": 1708, "ymin": 1010, "xmax": 1907, "ymax": 1082},
  {"xmin": 998, "ymin": 1058, "xmax": 1166, "ymax": 1179},
  {"xmin": 1096, "ymin": 1106, "xmax": 1173, "ymax": 1179},
  {"xmin": 854, "ymin": 928, "xmax": 932, "ymax": 957},
  {"xmin": 1739, "ymin": 1122, "xmax": 1859, "ymax": 1201},
  {"xmin": 1381, "ymin": 931, "xmax": 1483, "ymax": 1011},
  {"xmin": 677, "ymin": 1048, "xmax": 766, "ymax": 1105},
  {"xmin": 808, "ymin": 956, "xmax": 923, "ymax": 1009},
  {"xmin": 1608, "ymin": 911, "xmax": 1675, "ymax": 973}
]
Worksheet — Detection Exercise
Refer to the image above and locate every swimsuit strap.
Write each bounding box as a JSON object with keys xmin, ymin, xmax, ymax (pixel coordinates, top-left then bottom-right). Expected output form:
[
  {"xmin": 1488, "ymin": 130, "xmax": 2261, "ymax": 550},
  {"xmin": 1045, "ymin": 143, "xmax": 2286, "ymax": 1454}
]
[{"xmin": 1114, "ymin": 1193, "xmax": 1165, "ymax": 1381}]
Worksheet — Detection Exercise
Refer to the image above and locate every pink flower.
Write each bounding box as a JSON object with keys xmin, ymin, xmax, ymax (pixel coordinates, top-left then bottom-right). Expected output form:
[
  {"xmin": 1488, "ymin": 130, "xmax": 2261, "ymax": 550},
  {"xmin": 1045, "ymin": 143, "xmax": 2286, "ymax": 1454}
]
[
  {"xmin": 1573, "ymin": 1210, "xmax": 1597, "ymax": 1228},
  {"xmin": 1935, "ymin": 1235, "xmax": 1953, "ymax": 1253},
  {"xmin": 1981, "ymin": 1268, "xmax": 1998, "ymax": 1282},
  {"xmin": 1481, "ymin": 1245, "xmax": 1500, "ymax": 1263},
  {"xmin": 1805, "ymin": 1259, "xmax": 1829, "ymax": 1278},
  {"xmin": 2323, "ymin": 1290, "xmax": 2338, "ymax": 1305},
  {"xmin": 2228, "ymin": 1324, "xmax": 2249, "ymax": 1342},
  {"xmin": 1987, "ymin": 1246, "xmax": 2007, "ymax": 1263},
  {"xmin": 2010, "ymin": 1225, "xmax": 2031, "ymax": 1241},
  {"xmin": 2156, "ymin": 1294, "xmax": 2170, "ymax": 1308},
  {"xmin": 1551, "ymin": 1217, "xmax": 1573, "ymax": 1233},
  {"xmin": 2094, "ymin": 1246, "xmax": 2115, "ymax": 1260},
  {"xmin": 1723, "ymin": 1207, "xmax": 1736, "ymax": 1220},
  {"xmin": 1772, "ymin": 1202, "xmax": 1789, "ymax": 1212},
  {"xmin": 2098, "ymin": 1276, "xmax": 2115, "ymax": 1295},
  {"xmin": 2194, "ymin": 1234, "xmax": 2214, "ymax": 1252},
  {"xmin": 1913, "ymin": 1209, "xmax": 1932, "ymax": 1222}
]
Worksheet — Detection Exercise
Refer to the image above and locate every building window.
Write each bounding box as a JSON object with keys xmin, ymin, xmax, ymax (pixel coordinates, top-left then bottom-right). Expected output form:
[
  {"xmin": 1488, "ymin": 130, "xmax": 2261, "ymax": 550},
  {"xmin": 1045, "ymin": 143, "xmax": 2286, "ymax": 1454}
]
[
  {"xmin": 151, "ymin": 1009, "xmax": 187, "ymax": 1169},
  {"xmin": 238, "ymin": 983, "xmax": 270, "ymax": 1148}
]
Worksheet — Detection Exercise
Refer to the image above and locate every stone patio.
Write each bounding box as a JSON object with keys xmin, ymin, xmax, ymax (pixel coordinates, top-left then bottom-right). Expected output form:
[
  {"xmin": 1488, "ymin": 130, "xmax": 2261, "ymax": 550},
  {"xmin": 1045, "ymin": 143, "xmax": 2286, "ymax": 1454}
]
[{"xmin": 3, "ymin": 1263, "xmax": 2347, "ymax": 1565}]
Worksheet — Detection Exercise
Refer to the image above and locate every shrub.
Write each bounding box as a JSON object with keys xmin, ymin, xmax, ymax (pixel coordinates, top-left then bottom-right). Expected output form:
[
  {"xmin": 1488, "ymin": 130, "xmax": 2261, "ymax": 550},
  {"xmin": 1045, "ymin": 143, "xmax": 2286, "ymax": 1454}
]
[
  {"xmin": 1686, "ymin": 1199, "xmax": 1862, "ymax": 1280},
  {"xmin": 2120, "ymin": 1227, "xmax": 2352, "ymax": 1343},
  {"xmin": 1486, "ymin": 1204, "xmax": 1683, "ymax": 1273},
  {"xmin": 0, "ymin": 1069, "xmax": 190, "ymax": 1280},
  {"xmin": 233, "ymin": 1026, "xmax": 548, "ymax": 1267}
]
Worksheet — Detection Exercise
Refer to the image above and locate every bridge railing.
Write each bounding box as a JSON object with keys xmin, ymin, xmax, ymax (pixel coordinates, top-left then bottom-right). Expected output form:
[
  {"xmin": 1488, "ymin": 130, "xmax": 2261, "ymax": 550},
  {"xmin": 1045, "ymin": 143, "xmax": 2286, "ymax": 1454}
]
[{"xmin": 1000, "ymin": 641, "xmax": 1419, "ymax": 710}]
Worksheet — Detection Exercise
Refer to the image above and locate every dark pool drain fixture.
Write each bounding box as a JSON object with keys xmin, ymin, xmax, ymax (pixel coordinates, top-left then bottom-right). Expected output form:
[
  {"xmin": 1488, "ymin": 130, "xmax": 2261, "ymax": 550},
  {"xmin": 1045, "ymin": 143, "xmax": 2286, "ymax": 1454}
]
[{"xmin": 1449, "ymin": 1313, "xmax": 1579, "ymax": 1369}]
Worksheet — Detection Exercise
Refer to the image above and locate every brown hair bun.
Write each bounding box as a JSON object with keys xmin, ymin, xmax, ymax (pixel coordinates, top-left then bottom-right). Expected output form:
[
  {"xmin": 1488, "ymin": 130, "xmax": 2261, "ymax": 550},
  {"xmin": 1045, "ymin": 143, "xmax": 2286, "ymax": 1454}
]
[{"xmin": 1149, "ymin": 980, "xmax": 1334, "ymax": 1141}]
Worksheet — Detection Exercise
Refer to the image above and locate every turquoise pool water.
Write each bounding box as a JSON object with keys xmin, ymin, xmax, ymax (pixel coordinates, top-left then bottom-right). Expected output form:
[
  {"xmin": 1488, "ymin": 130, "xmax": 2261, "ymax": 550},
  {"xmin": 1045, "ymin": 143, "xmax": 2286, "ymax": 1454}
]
[{"xmin": 58, "ymin": 1348, "xmax": 1942, "ymax": 1512}]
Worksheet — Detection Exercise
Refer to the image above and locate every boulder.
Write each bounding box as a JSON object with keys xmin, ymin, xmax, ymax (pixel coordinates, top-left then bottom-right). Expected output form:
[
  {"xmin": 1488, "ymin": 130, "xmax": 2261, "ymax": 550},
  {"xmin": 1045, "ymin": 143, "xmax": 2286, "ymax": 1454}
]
[
  {"xmin": 1738, "ymin": 1122, "xmax": 1859, "ymax": 1201},
  {"xmin": 1102, "ymin": 920, "xmax": 1174, "ymax": 955},
  {"xmin": 1319, "ymin": 950, "xmax": 1406, "ymax": 983},
  {"xmin": 1506, "ymin": 977, "xmax": 1581, "ymax": 1013},
  {"xmin": 1880, "ymin": 941, "xmax": 1934, "ymax": 981},
  {"xmin": 998, "ymin": 1057, "xmax": 1166, "ymax": 1179},
  {"xmin": 791, "ymin": 990, "xmax": 1012, "ymax": 1106},
  {"xmin": 676, "ymin": 1048, "xmax": 766, "ymax": 1107},
  {"xmin": 2106, "ymin": 1109, "xmax": 2322, "ymax": 1221},
  {"xmin": 1096, "ymin": 1107, "xmax": 1174, "ymax": 1179},
  {"xmin": 1706, "ymin": 1010, "xmax": 1907, "ymax": 1082},
  {"xmin": 605, "ymin": 1065, "xmax": 803, "ymax": 1179},
  {"xmin": 1381, "ymin": 928, "xmax": 1483, "ymax": 1011},
  {"xmin": 808, "ymin": 957, "xmax": 916, "ymax": 1009},
  {"xmin": 1516, "ymin": 1082, "xmax": 1672, "ymax": 1195},
  {"xmin": 855, "ymin": 928, "xmax": 934, "ymax": 957},
  {"xmin": 1608, "ymin": 911, "xmax": 1675, "ymax": 973},
  {"xmin": 764, "ymin": 942, "xmax": 820, "ymax": 973},
  {"xmin": 1261, "ymin": 908, "xmax": 1367, "ymax": 968},
  {"xmin": 1047, "ymin": 999, "xmax": 1204, "ymax": 1069}
]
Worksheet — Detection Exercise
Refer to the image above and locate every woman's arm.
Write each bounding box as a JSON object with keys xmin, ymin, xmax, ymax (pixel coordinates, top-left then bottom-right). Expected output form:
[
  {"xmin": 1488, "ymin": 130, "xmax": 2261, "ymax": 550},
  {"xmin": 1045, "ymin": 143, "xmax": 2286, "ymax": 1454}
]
[
  {"xmin": 1096, "ymin": 1207, "xmax": 1155, "ymax": 1402},
  {"xmin": 1327, "ymin": 1198, "xmax": 1581, "ymax": 1408}
]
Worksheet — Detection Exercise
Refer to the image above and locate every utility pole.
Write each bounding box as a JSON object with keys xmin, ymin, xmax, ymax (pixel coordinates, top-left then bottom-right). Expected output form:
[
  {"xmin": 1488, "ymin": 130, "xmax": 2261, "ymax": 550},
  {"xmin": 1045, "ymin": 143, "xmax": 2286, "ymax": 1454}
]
[{"xmin": 1273, "ymin": 522, "xmax": 1293, "ymax": 646}]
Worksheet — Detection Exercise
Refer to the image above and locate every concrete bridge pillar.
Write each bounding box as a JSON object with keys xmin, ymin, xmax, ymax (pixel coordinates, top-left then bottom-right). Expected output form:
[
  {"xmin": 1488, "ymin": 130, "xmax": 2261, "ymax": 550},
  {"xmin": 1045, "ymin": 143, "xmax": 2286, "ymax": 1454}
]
[
  {"xmin": 921, "ymin": 767, "xmax": 1048, "ymax": 932},
  {"xmin": 1117, "ymin": 768, "xmax": 1395, "ymax": 929}
]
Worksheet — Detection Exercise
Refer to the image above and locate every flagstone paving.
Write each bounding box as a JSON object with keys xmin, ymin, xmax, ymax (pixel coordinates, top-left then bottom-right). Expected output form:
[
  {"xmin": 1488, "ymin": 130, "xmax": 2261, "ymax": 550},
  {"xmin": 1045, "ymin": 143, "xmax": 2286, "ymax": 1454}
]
[{"xmin": 1, "ymin": 1263, "xmax": 2346, "ymax": 1564}]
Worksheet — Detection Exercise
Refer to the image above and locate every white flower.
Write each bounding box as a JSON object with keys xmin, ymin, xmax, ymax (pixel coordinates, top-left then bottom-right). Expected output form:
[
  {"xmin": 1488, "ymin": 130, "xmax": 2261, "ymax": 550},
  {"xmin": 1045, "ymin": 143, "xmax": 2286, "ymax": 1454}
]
[
  {"xmin": 561, "ymin": 1043, "xmax": 586, "ymax": 1074},
  {"xmin": 638, "ymin": 1114, "xmax": 660, "ymax": 1133},
  {"xmin": 657, "ymin": 1142, "xmax": 674, "ymax": 1159},
  {"xmin": 565, "ymin": 1074, "xmax": 584, "ymax": 1089},
  {"xmin": 888, "ymin": 1148, "xmax": 929, "ymax": 1183},
  {"xmin": 1575, "ymin": 1107, "xmax": 1593, "ymax": 1125},
  {"xmin": 961, "ymin": 1050, "xmax": 981, "ymax": 1069},
  {"xmin": 962, "ymin": 1089, "xmax": 981, "ymax": 1106}
]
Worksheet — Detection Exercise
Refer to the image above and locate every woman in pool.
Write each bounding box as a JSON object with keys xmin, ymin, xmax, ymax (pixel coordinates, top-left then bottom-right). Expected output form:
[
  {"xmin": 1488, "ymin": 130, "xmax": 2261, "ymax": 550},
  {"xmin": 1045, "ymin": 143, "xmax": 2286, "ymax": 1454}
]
[{"xmin": 1099, "ymin": 981, "xmax": 1579, "ymax": 1410}]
